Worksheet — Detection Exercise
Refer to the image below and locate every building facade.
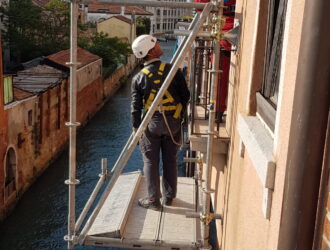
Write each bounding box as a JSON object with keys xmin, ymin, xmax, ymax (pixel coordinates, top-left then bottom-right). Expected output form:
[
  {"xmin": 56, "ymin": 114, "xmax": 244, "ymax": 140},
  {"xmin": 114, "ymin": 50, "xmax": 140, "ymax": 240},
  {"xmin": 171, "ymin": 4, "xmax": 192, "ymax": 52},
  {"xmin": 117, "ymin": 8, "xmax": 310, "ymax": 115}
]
[
  {"xmin": 97, "ymin": 16, "xmax": 136, "ymax": 43},
  {"xmin": 146, "ymin": 0, "xmax": 191, "ymax": 35},
  {"xmin": 187, "ymin": 0, "xmax": 330, "ymax": 249},
  {"xmin": 0, "ymin": 48, "xmax": 103, "ymax": 219},
  {"xmin": 82, "ymin": 2, "xmax": 153, "ymax": 24}
]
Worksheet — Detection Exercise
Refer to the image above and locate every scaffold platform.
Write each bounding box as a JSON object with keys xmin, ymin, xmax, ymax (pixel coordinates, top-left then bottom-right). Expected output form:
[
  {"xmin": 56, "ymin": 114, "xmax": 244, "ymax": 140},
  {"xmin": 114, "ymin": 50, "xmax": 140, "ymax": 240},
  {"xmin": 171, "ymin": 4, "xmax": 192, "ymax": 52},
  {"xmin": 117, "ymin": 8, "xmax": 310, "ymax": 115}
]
[{"xmin": 82, "ymin": 172, "xmax": 201, "ymax": 249}]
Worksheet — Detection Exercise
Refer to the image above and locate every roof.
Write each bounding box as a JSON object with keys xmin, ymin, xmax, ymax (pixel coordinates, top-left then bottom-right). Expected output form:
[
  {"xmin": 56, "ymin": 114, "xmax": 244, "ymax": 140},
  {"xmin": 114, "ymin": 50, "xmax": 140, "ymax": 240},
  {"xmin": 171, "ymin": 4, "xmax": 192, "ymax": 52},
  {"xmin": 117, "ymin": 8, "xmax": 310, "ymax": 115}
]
[
  {"xmin": 87, "ymin": 2, "xmax": 153, "ymax": 16},
  {"xmin": 46, "ymin": 47, "xmax": 101, "ymax": 70},
  {"xmin": 13, "ymin": 88, "xmax": 35, "ymax": 101},
  {"xmin": 111, "ymin": 15, "xmax": 132, "ymax": 24},
  {"xmin": 22, "ymin": 56, "xmax": 45, "ymax": 70},
  {"xmin": 13, "ymin": 65, "xmax": 67, "ymax": 94},
  {"xmin": 31, "ymin": 0, "xmax": 50, "ymax": 8}
]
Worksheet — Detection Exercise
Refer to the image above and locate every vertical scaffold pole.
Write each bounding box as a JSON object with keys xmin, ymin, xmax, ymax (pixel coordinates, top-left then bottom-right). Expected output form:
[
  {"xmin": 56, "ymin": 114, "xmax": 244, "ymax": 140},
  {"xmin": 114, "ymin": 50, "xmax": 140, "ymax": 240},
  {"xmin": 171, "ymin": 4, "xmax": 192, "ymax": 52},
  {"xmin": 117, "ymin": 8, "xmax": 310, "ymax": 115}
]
[
  {"xmin": 65, "ymin": 0, "xmax": 80, "ymax": 249},
  {"xmin": 202, "ymin": 1, "xmax": 222, "ymax": 248}
]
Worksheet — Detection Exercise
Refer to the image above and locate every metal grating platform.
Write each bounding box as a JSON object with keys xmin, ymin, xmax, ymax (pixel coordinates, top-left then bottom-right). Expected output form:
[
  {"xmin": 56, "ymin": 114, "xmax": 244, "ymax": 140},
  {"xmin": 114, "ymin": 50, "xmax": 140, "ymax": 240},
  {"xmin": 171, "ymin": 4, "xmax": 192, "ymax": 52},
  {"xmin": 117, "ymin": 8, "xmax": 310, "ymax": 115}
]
[{"xmin": 84, "ymin": 172, "xmax": 200, "ymax": 249}]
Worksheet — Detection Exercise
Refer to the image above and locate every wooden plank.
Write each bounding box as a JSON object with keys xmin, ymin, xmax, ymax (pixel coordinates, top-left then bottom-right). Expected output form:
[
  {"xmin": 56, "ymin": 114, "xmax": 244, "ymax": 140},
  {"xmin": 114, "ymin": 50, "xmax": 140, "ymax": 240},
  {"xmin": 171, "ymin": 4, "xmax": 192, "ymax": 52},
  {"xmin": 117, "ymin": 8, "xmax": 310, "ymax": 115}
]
[{"xmin": 88, "ymin": 171, "xmax": 141, "ymax": 238}]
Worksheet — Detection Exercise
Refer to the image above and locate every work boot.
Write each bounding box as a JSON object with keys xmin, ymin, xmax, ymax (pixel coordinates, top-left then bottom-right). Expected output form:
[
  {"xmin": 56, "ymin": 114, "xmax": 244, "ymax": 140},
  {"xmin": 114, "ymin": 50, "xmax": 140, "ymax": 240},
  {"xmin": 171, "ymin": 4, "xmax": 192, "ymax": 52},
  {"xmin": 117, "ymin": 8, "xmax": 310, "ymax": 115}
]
[
  {"xmin": 163, "ymin": 197, "xmax": 173, "ymax": 206},
  {"xmin": 138, "ymin": 197, "xmax": 161, "ymax": 211}
]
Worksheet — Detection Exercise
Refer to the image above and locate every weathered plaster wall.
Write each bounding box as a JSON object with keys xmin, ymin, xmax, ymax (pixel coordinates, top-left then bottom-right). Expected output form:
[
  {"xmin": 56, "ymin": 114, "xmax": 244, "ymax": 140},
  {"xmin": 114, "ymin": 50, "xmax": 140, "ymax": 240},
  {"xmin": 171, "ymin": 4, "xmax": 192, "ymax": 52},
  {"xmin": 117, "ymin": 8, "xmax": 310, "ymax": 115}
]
[
  {"xmin": 97, "ymin": 18, "xmax": 132, "ymax": 42},
  {"xmin": 0, "ymin": 57, "xmax": 137, "ymax": 220},
  {"xmin": 218, "ymin": 0, "xmax": 307, "ymax": 249},
  {"xmin": 77, "ymin": 59, "xmax": 102, "ymax": 91},
  {"xmin": 103, "ymin": 56, "xmax": 136, "ymax": 100},
  {"xmin": 103, "ymin": 65, "xmax": 126, "ymax": 98},
  {"xmin": 0, "ymin": 40, "xmax": 8, "ymax": 218},
  {"xmin": 77, "ymin": 76, "xmax": 104, "ymax": 124}
]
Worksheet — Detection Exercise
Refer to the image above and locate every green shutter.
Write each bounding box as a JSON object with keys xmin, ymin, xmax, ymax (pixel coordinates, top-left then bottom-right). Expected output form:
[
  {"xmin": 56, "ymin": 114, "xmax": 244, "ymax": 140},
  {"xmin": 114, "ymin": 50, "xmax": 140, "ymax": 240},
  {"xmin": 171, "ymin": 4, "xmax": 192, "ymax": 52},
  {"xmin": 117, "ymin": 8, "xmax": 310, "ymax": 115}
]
[{"xmin": 4, "ymin": 76, "xmax": 13, "ymax": 104}]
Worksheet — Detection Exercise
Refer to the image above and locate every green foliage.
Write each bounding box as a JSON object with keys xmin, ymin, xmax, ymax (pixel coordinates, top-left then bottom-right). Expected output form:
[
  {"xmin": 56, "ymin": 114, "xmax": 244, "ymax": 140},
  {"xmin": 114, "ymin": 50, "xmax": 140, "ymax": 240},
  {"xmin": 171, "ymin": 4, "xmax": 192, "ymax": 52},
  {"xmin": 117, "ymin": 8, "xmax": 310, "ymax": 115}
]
[
  {"xmin": 0, "ymin": 0, "xmax": 70, "ymax": 66},
  {"xmin": 42, "ymin": 0, "xmax": 70, "ymax": 54},
  {"xmin": 180, "ymin": 16, "xmax": 193, "ymax": 22},
  {"xmin": 136, "ymin": 16, "xmax": 151, "ymax": 36},
  {"xmin": 0, "ymin": 0, "xmax": 43, "ymax": 63},
  {"xmin": 80, "ymin": 32, "xmax": 131, "ymax": 73},
  {"xmin": 0, "ymin": 0, "xmax": 131, "ymax": 74}
]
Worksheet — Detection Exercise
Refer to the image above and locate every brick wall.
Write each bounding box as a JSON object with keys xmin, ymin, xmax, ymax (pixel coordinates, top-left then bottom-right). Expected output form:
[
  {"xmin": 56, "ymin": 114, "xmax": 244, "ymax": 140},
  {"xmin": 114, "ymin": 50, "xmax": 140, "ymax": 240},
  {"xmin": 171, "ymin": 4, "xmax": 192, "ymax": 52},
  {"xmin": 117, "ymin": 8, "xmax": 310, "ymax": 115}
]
[
  {"xmin": 103, "ymin": 55, "xmax": 137, "ymax": 100},
  {"xmin": 103, "ymin": 65, "xmax": 126, "ymax": 99},
  {"xmin": 0, "ymin": 56, "xmax": 137, "ymax": 220},
  {"xmin": 77, "ymin": 76, "xmax": 103, "ymax": 124}
]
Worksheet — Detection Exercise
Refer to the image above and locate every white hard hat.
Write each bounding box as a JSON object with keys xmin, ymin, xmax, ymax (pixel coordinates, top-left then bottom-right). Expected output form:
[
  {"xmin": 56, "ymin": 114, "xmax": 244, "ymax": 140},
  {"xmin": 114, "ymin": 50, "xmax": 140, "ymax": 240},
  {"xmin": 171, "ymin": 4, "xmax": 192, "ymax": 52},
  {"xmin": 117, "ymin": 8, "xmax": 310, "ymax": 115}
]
[{"xmin": 132, "ymin": 35, "xmax": 157, "ymax": 59}]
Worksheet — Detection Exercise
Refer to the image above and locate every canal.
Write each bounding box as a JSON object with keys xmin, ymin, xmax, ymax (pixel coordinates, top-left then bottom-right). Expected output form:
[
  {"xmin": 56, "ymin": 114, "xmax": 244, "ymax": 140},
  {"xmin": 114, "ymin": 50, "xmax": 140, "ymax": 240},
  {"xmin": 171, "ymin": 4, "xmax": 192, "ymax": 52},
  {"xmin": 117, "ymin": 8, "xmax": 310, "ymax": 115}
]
[{"xmin": 0, "ymin": 41, "xmax": 181, "ymax": 250}]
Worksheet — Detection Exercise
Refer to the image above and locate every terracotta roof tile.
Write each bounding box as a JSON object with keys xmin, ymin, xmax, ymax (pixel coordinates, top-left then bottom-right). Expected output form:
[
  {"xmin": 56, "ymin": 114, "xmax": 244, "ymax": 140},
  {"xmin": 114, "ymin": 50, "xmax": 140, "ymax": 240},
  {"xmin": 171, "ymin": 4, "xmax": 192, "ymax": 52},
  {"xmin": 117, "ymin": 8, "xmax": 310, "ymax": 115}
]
[
  {"xmin": 87, "ymin": 2, "xmax": 153, "ymax": 16},
  {"xmin": 13, "ymin": 88, "xmax": 35, "ymax": 101},
  {"xmin": 46, "ymin": 47, "xmax": 101, "ymax": 70},
  {"xmin": 111, "ymin": 15, "xmax": 132, "ymax": 24}
]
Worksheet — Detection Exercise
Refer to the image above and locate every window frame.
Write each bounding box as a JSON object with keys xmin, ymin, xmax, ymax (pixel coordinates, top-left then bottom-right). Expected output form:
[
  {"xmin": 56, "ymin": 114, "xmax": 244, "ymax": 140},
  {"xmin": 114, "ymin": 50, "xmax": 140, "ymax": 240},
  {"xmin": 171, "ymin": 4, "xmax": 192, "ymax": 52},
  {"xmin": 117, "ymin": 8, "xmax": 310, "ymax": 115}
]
[{"xmin": 257, "ymin": 0, "xmax": 288, "ymax": 131}]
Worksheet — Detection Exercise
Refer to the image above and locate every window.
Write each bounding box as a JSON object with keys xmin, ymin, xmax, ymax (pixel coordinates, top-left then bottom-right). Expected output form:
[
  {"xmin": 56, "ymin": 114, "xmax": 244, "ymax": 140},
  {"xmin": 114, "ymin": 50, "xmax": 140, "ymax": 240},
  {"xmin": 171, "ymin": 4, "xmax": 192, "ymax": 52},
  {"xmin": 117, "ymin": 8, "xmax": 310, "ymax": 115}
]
[
  {"xmin": 4, "ymin": 147, "xmax": 17, "ymax": 200},
  {"xmin": 257, "ymin": 0, "xmax": 288, "ymax": 131},
  {"xmin": 38, "ymin": 95, "xmax": 43, "ymax": 144},
  {"xmin": 46, "ymin": 91, "xmax": 50, "ymax": 137},
  {"xmin": 4, "ymin": 75, "xmax": 13, "ymax": 104},
  {"xmin": 57, "ymin": 85, "xmax": 61, "ymax": 129},
  {"xmin": 28, "ymin": 110, "xmax": 32, "ymax": 126},
  {"xmin": 157, "ymin": 9, "xmax": 160, "ymax": 15}
]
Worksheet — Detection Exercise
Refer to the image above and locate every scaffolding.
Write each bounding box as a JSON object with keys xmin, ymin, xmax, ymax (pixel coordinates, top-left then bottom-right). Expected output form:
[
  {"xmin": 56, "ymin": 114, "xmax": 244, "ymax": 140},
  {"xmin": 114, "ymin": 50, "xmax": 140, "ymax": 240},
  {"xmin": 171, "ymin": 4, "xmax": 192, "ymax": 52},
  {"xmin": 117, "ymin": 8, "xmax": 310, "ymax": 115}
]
[{"xmin": 65, "ymin": 0, "xmax": 230, "ymax": 249}]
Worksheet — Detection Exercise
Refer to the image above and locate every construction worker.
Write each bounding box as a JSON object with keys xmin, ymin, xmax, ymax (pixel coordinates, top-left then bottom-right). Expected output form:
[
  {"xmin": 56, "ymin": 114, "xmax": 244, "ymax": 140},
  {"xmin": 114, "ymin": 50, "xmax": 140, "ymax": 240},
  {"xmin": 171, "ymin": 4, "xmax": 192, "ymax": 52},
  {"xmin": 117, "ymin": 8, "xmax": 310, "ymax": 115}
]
[{"xmin": 131, "ymin": 35, "xmax": 190, "ymax": 210}]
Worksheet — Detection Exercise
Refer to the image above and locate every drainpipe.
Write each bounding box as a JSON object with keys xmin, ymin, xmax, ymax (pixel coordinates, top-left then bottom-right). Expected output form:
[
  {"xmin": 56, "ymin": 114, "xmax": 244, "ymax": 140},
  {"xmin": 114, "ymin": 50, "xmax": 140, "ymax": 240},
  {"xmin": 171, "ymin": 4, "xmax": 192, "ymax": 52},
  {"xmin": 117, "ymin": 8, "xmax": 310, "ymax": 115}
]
[{"xmin": 277, "ymin": 0, "xmax": 330, "ymax": 249}]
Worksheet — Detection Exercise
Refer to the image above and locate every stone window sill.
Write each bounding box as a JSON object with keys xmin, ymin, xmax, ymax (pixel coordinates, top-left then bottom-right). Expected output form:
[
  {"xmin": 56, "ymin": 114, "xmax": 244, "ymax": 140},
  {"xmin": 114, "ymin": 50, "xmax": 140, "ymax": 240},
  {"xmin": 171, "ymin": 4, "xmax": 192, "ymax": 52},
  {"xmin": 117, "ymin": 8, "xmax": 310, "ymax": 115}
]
[{"xmin": 237, "ymin": 114, "xmax": 276, "ymax": 219}]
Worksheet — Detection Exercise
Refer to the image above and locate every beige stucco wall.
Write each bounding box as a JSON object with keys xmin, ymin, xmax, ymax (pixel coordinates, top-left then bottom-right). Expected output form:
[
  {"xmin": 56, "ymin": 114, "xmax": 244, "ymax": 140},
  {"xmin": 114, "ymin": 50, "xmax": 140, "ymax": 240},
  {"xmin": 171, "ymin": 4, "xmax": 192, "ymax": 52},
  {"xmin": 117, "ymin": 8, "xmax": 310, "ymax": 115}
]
[
  {"xmin": 97, "ymin": 18, "xmax": 132, "ymax": 42},
  {"xmin": 210, "ymin": 0, "xmax": 308, "ymax": 249}
]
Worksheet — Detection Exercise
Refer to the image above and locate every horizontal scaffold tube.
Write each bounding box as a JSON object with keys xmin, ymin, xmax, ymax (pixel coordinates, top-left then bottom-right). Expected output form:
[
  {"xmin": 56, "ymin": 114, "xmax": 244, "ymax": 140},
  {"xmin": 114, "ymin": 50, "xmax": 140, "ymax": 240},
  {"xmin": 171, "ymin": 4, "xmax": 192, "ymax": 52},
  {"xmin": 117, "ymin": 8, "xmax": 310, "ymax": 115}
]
[
  {"xmin": 173, "ymin": 29, "xmax": 212, "ymax": 38},
  {"xmin": 92, "ymin": 0, "xmax": 207, "ymax": 9},
  {"xmin": 85, "ymin": 236, "xmax": 199, "ymax": 249}
]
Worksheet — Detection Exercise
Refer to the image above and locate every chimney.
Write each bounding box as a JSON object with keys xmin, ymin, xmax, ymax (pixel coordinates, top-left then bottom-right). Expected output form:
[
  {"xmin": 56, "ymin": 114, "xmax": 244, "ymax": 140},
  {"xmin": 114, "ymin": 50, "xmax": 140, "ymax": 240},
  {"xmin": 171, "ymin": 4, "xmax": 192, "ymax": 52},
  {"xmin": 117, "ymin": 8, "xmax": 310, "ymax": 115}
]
[{"xmin": 121, "ymin": 6, "xmax": 125, "ymax": 16}]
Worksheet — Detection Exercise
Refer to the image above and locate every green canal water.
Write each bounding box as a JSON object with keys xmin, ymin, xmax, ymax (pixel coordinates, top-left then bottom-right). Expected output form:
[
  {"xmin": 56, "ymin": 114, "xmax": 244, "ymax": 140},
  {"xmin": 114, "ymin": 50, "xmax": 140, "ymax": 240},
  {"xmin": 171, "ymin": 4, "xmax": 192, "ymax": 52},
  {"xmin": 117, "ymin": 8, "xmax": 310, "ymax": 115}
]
[{"xmin": 0, "ymin": 41, "xmax": 183, "ymax": 250}]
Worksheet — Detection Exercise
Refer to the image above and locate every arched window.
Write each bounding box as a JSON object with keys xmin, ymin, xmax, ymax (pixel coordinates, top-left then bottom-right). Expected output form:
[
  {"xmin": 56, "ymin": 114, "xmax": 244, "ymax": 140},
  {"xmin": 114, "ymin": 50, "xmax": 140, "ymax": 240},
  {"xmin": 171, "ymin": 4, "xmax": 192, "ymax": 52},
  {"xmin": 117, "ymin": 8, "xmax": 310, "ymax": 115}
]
[{"xmin": 4, "ymin": 147, "xmax": 17, "ymax": 200}]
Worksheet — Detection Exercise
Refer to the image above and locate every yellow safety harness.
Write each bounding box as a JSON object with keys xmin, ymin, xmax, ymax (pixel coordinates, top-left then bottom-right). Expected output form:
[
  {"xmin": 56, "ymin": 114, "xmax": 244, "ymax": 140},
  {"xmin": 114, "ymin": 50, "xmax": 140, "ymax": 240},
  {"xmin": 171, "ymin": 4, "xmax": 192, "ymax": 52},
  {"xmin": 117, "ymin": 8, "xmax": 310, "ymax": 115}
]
[{"xmin": 141, "ymin": 62, "xmax": 182, "ymax": 119}]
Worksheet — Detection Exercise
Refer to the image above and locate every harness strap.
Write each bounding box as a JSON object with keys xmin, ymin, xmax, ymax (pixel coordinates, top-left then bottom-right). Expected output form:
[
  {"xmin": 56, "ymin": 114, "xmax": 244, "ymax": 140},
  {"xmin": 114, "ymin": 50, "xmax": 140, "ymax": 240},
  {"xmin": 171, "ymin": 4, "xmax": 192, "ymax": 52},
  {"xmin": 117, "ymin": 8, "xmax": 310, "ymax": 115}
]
[{"xmin": 141, "ymin": 62, "xmax": 182, "ymax": 118}]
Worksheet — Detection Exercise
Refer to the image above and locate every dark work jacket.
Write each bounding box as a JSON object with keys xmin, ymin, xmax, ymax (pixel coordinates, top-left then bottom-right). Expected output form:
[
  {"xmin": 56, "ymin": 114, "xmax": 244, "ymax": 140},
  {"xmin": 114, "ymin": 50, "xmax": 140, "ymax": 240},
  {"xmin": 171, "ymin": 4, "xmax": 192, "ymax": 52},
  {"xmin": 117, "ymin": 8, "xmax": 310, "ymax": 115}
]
[{"xmin": 131, "ymin": 59, "xmax": 190, "ymax": 129}]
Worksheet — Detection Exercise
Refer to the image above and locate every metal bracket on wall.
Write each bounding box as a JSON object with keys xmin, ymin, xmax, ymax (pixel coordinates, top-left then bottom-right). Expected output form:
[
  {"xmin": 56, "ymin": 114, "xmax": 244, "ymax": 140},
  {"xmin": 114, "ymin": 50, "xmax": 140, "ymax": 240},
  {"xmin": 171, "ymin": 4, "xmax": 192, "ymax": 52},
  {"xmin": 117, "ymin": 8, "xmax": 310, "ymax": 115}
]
[
  {"xmin": 223, "ymin": 22, "xmax": 240, "ymax": 51},
  {"xmin": 186, "ymin": 211, "xmax": 223, "ymax": 225}
]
